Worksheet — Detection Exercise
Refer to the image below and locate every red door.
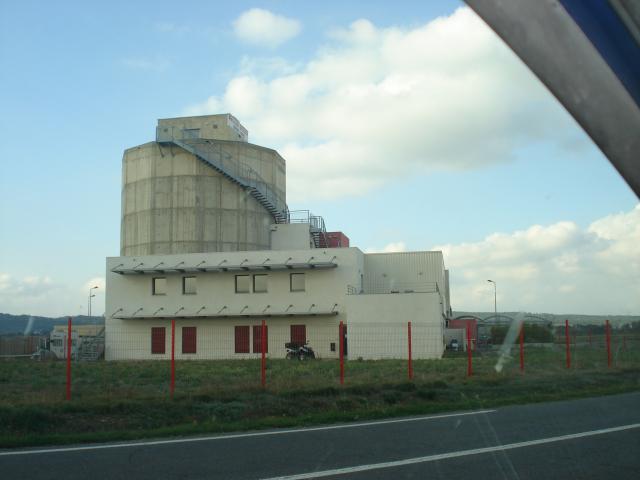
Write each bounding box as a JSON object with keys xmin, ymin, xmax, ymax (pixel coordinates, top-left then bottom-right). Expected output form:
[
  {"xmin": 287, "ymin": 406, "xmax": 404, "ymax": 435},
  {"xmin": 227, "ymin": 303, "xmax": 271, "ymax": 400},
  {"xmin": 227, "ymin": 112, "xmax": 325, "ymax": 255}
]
[
  {"xmin": 151, "ymin": 327, "xmax": 166, "ymax": 354},
  {"xmin": 253, "ymin": 325, "xmax": 268, "ymax": 353},
  {"xmin": 235, "ymin": 326, "xmax": 250, "ymax": 353},
  {"xmin": 290, "ymin": 325, "xmax": 306, "ymax": 345},
  {"xmin": 182, "ymin": 327, "xmax": 197, "ymax": 354}
]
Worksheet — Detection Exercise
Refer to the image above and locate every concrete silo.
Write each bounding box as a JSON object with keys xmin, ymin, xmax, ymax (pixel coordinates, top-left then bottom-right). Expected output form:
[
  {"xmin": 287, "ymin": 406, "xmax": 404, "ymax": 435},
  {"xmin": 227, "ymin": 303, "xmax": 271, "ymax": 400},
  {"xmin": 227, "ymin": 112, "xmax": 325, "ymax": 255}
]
[{"xmin": 120, "ymin": 114, "xmax": 287, "ymax": 256}]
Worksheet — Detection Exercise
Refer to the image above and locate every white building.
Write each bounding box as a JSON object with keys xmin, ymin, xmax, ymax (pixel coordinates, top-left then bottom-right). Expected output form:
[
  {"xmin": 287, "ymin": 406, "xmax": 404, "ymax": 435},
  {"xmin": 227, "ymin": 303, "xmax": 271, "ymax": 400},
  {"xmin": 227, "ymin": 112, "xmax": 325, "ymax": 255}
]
[{"xmin": 105, "ymin": 115, "xmax": 451, "ymax": 360}]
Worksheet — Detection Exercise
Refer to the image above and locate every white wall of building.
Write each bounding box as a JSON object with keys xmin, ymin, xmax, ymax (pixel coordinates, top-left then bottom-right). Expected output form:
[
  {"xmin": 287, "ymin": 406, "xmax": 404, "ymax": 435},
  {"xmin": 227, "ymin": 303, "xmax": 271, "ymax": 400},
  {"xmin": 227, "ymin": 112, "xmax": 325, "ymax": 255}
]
[
  {"xmin": 345, "ymin": 292, "xmax": 445, "ymax": 360},
  {"xmin": 270, "ymin": 224, "xmax": 313, "ymax": 250},
  {"xmin": 107, "ymin": 316, "xmax": 341, "ymax": 360},
  {"xmin": 106, "ymin": 248, "xmax": 362, "ymax": 320},
  {"xmin": 105, "ymin": 247, "xmax": 448, "ymax": 361},
  {"xmin": 363, "ymin": 251, "xmax": 449, "ymax": 313},
  {"xmin": 105, "ymin": 247, "xmax": 363, "ymax": 360}
]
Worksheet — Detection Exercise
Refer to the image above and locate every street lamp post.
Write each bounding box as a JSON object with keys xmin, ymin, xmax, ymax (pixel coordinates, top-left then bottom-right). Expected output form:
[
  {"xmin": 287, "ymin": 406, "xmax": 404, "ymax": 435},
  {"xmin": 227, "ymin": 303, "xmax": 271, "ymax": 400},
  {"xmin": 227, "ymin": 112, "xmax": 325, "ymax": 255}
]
[
  {"xmin": 88, "ymin": 286, "xmax": 98, "ymax": 317},
  {"xmin": 487, "ymin": 280, "xmax": 497, "ymax": 321}
]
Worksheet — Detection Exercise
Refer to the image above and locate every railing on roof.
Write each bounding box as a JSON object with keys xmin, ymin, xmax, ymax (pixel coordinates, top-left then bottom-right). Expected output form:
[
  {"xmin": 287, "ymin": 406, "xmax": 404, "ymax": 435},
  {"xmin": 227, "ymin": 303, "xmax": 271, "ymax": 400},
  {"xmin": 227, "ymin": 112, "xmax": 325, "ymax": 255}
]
[
  {"xmin": 347, "ymin": 281, "xmax": 440, "ymax": 295},
  {"xmin": 288, "ymin": 210, "xmax": 328, "ymax": 248}
]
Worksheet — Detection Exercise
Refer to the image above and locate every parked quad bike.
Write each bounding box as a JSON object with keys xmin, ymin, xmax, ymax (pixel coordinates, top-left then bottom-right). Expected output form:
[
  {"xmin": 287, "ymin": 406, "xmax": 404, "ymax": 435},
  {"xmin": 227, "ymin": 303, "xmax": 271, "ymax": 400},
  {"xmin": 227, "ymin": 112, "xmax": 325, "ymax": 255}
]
[{"xmin": 285, "ymin": 341, "xmax": 316, "ymax": 360}]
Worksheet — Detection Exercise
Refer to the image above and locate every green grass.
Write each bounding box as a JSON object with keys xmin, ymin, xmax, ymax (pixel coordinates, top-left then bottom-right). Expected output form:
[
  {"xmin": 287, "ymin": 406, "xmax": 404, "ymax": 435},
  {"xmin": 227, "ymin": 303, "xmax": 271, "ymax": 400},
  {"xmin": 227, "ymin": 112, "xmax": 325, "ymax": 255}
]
[{"xmin": 0, "ymin": 343, "xmax": 639, "ymax": 448}]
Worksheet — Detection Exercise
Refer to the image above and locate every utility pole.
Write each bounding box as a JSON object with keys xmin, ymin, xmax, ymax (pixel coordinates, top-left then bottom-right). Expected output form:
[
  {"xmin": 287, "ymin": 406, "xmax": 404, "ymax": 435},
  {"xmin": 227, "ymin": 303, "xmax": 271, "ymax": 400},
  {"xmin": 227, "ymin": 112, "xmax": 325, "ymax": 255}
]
[
  {"xmin": 88, "ymin": 285, "xmax": 98, "ymax": 317},
  {"xmin": 487, "ymin": 279, "xmax": 497, "ymax": 320}
]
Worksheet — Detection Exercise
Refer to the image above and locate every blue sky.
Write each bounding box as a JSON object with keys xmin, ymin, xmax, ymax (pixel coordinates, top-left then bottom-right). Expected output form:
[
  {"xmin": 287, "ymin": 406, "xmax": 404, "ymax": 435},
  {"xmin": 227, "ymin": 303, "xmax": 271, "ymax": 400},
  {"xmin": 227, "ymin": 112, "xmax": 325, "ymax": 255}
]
[{"xmin": 0, "ymin": 1, "xmax": 638, "ymax": 317}]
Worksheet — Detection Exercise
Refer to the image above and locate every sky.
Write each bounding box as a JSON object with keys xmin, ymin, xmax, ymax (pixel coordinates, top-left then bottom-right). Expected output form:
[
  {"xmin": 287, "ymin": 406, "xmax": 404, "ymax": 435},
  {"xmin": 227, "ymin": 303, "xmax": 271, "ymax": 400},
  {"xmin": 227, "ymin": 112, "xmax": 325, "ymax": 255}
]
[{"xmin": 0, "ymin": 0, "xmax": 638, "ymax": 318}]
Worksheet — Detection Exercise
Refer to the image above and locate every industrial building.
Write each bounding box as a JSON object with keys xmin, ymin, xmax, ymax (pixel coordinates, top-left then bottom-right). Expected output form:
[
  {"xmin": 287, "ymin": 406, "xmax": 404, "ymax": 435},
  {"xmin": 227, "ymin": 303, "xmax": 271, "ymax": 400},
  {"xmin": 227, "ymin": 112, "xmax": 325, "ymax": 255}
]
[
  {"xmin": 50, "ymin": 325, "xmax": 104, "ymax": 360},
  {"xmin": 106, "ymin": 114, "xmax": 451, "ymax": 360}
]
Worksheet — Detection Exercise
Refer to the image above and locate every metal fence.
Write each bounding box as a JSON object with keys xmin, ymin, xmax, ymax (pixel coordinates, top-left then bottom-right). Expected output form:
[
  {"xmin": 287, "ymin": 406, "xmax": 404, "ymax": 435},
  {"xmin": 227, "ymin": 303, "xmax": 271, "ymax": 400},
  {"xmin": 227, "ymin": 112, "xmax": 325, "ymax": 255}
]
[{"xmin": 0, "ymin": 318, "xmax": 638, "ymax": 404}]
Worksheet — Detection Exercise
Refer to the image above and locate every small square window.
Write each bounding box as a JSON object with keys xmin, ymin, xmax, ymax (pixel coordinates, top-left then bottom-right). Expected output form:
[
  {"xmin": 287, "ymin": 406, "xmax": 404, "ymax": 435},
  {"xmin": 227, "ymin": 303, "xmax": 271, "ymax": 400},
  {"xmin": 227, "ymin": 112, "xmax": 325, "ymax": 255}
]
[
  {"xmin": 290, "ymin": 273, "xmax": 305, "ymax": 292},
  {"xmin": 183, "ymin": 276, "xmax": 197, "ymax": 295},
  {"xmin": 253, "ymin": 274, "xmax": 268, "ymax": 293},
  {"xmin": 235, "ymin": 275, "xmax": 250, "ymax": 293},
  {"xmin": 152, "ymin": 277, "xmax": 167, "ymax": 295}
]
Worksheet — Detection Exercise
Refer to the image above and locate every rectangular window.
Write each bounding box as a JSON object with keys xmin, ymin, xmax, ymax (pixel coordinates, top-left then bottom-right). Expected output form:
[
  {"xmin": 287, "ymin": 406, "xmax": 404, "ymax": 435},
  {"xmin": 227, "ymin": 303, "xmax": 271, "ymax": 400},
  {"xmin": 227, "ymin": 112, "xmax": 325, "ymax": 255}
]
[
  {"xmin": 253, "ymin": 325, "xmax": 269, "ymax": 353},
  {"xmin": 182, "ymin": 276, "xmax": 197, "ymax": 295},
  {"xmin": 182, "ymin": 326, "xmax": 197, "ymax": 354},
  {"xmin": 152, "ymin": 277, "xmax": 167, "ymax": 295},
  {"xmin": 235, "ymin": 275, "xmax": 250, "ymax": 293},
  {"xmin": 253, "ymin": 274, "xmax": 268, "ymax": 293},
  {"xmin": 291, "ymin": 325, "xmax": 306, "ymax": 345},
  {"xmin": 235, "ymin": 326, "xmax": 250, "ymax": 353},
  {"xmin": 290, "ymin": 273, "xmax": 305, "ymax": 292},
  {"xmin": 151, "ymin": 327, "xmax": 166, "ymax": 354}
]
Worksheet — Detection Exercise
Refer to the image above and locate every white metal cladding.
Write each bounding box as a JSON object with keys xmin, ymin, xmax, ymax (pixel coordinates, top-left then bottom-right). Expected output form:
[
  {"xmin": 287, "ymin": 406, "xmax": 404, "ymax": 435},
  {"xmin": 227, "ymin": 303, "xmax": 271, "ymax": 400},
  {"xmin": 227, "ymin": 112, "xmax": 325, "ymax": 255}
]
[
  {"xmin": 362, "ymin": 252, "xmax": 448, "ymax": 313},
  {"xmin": 445, "ymin": 269, "xmax": 451, "ymax": 312},
  {"xmin": 345, "ymin": 292, "xmax": 445, "ymax": 360}
]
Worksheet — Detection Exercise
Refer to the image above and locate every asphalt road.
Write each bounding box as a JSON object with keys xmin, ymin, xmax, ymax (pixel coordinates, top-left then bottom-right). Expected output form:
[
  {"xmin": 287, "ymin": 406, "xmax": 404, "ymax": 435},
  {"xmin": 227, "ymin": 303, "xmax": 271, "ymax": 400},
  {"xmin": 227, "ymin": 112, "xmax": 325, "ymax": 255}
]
[{"xmin": 1, "ymin": 392, "xmax": 639, "ymax": 480}]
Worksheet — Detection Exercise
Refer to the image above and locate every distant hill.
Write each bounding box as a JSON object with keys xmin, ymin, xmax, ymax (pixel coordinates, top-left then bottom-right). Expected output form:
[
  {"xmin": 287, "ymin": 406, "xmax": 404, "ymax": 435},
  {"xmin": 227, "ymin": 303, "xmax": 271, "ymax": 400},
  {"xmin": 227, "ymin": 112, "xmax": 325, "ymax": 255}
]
[
  {"xmin": 453, "ymin": 311, "xmax": 640, "ymax": 327},
  {"xmin": 0, "ymin": 313, "xmax": 104, "ymax": 335}
]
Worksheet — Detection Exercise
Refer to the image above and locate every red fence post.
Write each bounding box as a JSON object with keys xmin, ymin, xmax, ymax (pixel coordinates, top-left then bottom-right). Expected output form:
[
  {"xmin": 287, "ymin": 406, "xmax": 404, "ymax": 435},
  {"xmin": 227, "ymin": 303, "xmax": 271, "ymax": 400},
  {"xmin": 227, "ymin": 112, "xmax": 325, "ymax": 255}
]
[
  {"xmin": 606, "ymin": 319, "xmax": 612, "ymax": 368},
  {"xmin": 407, "ymin": 321, "xmax": 413, "ymax": 380},
  {"xmin": 519, "ymin": 322, "xmax": 525, "ymax": 373},
  {"xmin": 66, "ymin": 317, "xmax": 72, "ymax": 401},
  {"xmin": 261, "ymin": 319, "xmax": 266, "ymax": 388},
  {"xmin": 565, "ymin": 319, "xmax": 571, "ymax": 369},
  {"xmin": 170, "ymin": 319, "xmax": 175, "ymax": 398},
  {"xmin": 339, "ymin": 321, "xmax": 344, "ymax": 385},
  {"xmin": 466, "ymin": 322, "xmax": 472, "ymax": 377}
]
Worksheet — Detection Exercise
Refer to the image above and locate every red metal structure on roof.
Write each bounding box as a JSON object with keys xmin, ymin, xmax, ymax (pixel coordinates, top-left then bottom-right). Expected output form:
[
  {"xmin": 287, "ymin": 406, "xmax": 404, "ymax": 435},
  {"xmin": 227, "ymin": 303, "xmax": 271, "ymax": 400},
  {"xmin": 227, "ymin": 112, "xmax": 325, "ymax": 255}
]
[{"xmin": 326, "ymin": 232, "xmax": 350, "ymax": 248}]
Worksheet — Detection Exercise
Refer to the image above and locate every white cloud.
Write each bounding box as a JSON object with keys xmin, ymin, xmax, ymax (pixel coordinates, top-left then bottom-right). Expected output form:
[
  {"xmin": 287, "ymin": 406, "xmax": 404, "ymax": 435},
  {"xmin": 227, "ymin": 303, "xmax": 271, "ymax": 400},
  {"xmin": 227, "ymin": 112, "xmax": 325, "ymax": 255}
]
[
  {"xmin": 0, "ymin": 274, "xmax": 106, "ymax": 317},
  {"xmin": 365, "ymin": 242, "xmax": 407, "ymax": 253},
  {"xmin": 188, "ymin": 7, "xmax": 584, "ymax": 202},
  {"xmin": 237, "ymin": 55, "xmax": 301, "ymax": 77},
  {"xmin": 83, "ymin": 277, "xmax": 106, "ymax": 293},
  {"xmin": 433, "ymin": 205, "xmax": 640, "ymax": 315},
  {"xmin": 233, "ymin": 9, "xmax": 301, "ymax": 48}
]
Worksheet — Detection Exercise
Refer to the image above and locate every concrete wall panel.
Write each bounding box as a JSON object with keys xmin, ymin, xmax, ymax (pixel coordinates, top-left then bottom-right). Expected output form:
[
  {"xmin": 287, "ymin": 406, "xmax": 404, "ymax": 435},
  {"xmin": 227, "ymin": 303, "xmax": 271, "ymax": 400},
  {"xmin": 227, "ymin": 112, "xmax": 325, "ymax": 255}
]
[{"xmin": 121, "ymin": 136, "xmax": 276, "ymax": 255}]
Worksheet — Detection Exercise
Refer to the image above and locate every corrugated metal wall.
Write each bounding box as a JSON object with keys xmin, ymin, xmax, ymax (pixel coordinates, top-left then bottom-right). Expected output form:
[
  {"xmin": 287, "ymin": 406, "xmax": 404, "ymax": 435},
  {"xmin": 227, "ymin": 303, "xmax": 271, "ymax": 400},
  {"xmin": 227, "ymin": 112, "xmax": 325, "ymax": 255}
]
[{"xmin": 362, "ymin": 252, "xmax": 447, "ymax": 311}]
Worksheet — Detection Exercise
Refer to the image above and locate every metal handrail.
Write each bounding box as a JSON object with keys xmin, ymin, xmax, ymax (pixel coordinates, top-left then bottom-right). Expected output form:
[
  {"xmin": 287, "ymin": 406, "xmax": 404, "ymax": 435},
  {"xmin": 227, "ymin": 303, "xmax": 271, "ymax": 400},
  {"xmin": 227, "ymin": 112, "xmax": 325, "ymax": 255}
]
[
  {"xmin": 357, "ymin": 280, "xmax": 440, "ymax": 295},
  {"xmin": 288, "ymin": 210, "xmax": 328, "ymax": 247},
  {"xmin": 157, "ymin": 126, "xmax": 289, "ymax": 222},
  {"xmin": 183, "ymin": 139, "xmax": 287, "ymax": 212}
]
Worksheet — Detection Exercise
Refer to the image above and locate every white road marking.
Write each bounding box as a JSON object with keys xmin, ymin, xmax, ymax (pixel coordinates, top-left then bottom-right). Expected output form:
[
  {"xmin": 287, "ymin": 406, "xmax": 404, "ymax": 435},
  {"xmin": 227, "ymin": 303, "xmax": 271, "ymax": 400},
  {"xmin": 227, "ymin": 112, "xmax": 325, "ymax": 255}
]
[
  {"xmin": 0, "ymin": 409, "xmax": 494, "ymax": 456},
  {"xmin": 259, "ymin": 422, "xmax": 640, "ymax": 480}
]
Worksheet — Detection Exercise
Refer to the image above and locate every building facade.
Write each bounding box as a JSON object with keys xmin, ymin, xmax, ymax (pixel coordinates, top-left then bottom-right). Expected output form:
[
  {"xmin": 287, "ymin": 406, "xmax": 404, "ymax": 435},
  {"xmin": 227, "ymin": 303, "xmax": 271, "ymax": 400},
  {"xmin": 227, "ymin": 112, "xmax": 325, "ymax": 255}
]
[{"xmin": 106, "ymin": 115, "xmax": 451, "ymax": 360}]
